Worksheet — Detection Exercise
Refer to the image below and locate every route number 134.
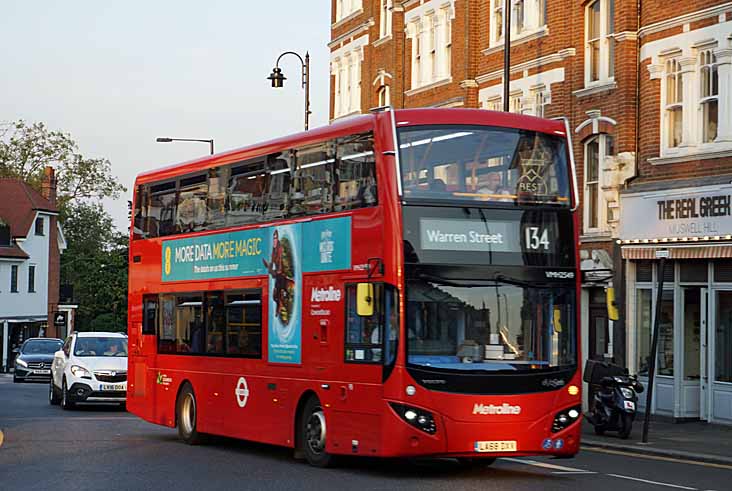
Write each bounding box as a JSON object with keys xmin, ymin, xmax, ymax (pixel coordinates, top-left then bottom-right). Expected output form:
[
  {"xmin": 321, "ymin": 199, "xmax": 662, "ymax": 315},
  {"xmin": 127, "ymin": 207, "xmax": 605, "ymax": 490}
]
[{"xmin": 524, "ymin": 227, "xmax": 550, "ymax": 250}]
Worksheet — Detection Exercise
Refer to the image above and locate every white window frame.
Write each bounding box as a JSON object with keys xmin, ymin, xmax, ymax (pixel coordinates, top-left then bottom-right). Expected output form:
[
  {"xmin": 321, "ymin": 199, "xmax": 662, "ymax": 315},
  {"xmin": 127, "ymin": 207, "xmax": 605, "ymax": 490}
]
[
  {"xmin": 532, "ymin": 87, "xmax": 549, "ymax": 118},
  {"xmin": 379, "ymin": 0, "xmax": 393, "ymax": 39},
  {"xmin": 489, "ymin": 0, "xmax": 546, "ymax": 47},
  {"xmin": 484, "ymin": 96, "xmax": 502, "ymax": 111},
  {"xmin": 584, "ymin": 0, "xmax": 615, "ymax": 87},
  {"xmin": 583, "ymin": 133, "xmax": 614, "ymax": 234},
  {"xmin": 699, "ymin": 49, "xmax": 719, "ymax": 144},
  {"xmin": 335, "ymin": 0, "xmax": 363, "ymax": 23},
  {"xmin": 663, "ymin": 57, "xmax": 684, "ymax": 149}
]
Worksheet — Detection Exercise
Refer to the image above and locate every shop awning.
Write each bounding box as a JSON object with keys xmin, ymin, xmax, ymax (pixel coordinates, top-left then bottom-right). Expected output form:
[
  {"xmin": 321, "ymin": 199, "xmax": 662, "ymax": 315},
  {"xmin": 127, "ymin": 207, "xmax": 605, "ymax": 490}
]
[{"xmin": 621, "ymin": 244, "xmax": 732, "ymax": 260}]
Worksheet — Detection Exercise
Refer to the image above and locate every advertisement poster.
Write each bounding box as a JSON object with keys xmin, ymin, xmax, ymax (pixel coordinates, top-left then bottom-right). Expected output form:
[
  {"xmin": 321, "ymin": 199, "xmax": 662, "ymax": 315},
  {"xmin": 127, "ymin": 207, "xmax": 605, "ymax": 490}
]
[{"xmin": 265, "ymin": 223, "xmax": 302, "ymax": 364}]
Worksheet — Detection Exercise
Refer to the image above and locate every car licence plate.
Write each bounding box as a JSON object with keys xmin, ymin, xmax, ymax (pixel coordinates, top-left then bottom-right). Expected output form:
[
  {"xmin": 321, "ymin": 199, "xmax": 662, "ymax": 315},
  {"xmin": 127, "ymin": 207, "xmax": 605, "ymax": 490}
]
[
  {"xmin": 33, "ymin": 369, "xmax": 51, "ymax": 374},
  {"xmin": 100, "ymin": 384, "xmax": 126, "ymax": 391},
  {"xmin": 474, "ymin": 440, "xmax": 517, "ymax": 453}
]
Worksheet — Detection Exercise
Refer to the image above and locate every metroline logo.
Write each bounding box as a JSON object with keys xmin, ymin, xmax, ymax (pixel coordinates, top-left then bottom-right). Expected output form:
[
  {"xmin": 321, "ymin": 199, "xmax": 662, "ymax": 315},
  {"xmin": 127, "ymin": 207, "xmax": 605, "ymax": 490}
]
[
  {"xmin": 472, "ymin": 403, "xmax": 522, "ymax": 415},
  {"xmin": 311, "ymin": 286, "xmax": 342, "ymax": 302}
]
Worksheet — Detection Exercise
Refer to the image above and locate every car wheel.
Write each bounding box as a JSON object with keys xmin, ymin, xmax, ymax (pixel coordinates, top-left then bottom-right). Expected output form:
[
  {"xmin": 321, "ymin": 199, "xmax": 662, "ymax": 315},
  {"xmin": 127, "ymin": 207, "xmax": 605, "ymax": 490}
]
[
  {"xmin": 61, "ymin": 379, "xmax": 75, "ymax": 410},
  {"xmin": 456, "ymin": 457, "xmax": 496, "ymax": 468},
  {"xmin": 176, "ymin": 383, "xmax": 203, "ymax": 445},
  {"xmin": 49, "ymin": 380, "xmax": 61, "ymax": 405},
  {"xmin": 300, "ymin": 396, "xmax": 333, "ymax": 467}
]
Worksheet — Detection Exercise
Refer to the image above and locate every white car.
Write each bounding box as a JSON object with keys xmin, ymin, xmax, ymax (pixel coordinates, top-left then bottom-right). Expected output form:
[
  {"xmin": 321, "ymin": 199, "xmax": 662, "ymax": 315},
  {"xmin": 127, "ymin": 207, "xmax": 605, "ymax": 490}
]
[{"xmin": 50, "ymin": 332, "xmax": 128, "ymax": 409}]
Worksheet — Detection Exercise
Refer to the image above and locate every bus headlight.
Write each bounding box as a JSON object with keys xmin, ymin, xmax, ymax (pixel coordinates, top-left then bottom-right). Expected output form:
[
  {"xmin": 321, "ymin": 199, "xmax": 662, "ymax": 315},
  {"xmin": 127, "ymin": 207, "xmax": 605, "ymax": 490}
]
[
  {"xmin": 552, "ymin": 405, "xmax": 582, "ymax": 433},
  {"xmin": 390, "ymin": 403, "xmax": 436, "ymax": 435}
]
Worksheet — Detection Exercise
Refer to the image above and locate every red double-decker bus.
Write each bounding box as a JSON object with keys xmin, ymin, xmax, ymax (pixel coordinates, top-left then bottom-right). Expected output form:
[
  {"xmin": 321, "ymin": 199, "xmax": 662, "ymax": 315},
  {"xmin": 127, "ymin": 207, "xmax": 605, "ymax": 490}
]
[{"xmin": 127, "ymin": 108, "xmax": 581, "ymax": 467}]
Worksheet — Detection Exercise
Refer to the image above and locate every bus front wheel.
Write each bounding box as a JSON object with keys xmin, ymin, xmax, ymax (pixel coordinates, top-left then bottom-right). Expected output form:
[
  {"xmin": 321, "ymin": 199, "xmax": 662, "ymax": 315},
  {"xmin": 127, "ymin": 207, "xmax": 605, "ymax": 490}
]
[
  {"xmin": 301, "ymin": 397, "xmax": 333, "ymax": 467},
  {"xmin": 177, "ymin": 383, "xmax": 203, "ymax": 445}
]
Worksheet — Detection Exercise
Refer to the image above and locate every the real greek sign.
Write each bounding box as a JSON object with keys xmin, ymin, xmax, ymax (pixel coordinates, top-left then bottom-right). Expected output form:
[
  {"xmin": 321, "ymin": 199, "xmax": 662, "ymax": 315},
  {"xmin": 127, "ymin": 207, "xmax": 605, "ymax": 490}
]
[
  {"xmin": 620, "ymin": 186, "xmax": 732, "ymax": 240},
  {"xmin": 420, "ymin": 218, "xmax": 519, "ymax": 252}
]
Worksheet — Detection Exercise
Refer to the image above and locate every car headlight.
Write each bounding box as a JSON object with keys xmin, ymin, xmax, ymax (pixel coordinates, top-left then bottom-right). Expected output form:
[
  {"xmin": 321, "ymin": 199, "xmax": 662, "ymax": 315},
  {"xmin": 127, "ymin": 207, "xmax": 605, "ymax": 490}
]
[
  {"xmin": 70, "ymin": 365, "xmax": 92, "ymax": 379},
  {"xmin": 620, "ymin": 387, "xmax": 634, "ymax": 399},
  {"xmin": 16, "ymin": 358, "xmax": 28, "ymax": 368}
]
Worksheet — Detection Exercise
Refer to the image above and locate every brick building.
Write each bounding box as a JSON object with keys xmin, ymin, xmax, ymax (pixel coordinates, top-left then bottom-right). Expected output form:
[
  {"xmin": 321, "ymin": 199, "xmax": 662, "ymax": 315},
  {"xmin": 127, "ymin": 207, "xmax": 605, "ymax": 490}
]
[{"xmin": 329, "ymin": 0, "xmax": 732, "ymax": 422}]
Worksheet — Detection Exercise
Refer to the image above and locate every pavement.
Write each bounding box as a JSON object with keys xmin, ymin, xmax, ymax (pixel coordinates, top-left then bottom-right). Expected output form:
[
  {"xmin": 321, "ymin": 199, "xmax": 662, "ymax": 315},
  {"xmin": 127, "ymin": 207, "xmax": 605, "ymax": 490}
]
[{"xmin": 581, "ymin": 415, "xmax": 732, "ymax": 466}]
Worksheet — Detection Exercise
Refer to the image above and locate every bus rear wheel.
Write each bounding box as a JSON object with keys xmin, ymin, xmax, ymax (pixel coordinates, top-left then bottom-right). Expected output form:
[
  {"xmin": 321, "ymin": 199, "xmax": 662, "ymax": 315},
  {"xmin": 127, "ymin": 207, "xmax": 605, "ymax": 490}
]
[
  {"xmin": 177, "ymin": 383, "xmax": 203, "ymax": 445},
  {"xmin": 301, "ymin": 397, "xmax": 333, "ymax": 467}
]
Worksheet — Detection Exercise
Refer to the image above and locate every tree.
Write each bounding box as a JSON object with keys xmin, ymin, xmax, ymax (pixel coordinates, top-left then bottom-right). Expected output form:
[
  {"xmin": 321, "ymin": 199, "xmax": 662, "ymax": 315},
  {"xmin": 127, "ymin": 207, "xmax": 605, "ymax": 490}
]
[
  {"xmin": 60, "ymin": 203, "xmax": 128, "ymax": 332},
  {"xmin": 0, "ymin": 120, "xmax": 125, "ymax": 213}
]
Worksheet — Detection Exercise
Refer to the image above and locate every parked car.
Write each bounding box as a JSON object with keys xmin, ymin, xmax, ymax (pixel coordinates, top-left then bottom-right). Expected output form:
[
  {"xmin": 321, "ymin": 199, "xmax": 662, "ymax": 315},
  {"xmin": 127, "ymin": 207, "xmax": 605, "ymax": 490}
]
[
  {"xmin": 13, "ymin": 338, "xmax": 64, "ymax": 383},
  {"xmin": 50, "ymin": 332, "xmax": 128, "ymax": 409}
]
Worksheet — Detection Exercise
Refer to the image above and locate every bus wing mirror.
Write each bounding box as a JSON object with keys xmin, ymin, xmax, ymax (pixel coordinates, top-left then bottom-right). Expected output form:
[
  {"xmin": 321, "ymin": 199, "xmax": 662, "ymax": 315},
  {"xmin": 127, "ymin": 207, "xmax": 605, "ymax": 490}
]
[
  {"xmin": 606, "ymin": 287, "xmax": 619, "ymax": 321},
  {"xmin": 357, "ymin": 283, "xmax": 374, "ymax": 317}
]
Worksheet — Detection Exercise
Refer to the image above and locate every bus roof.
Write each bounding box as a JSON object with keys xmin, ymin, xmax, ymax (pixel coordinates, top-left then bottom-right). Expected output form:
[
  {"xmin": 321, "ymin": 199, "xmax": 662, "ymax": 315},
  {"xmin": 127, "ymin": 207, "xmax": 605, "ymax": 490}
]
[{"xmin": 135, "ymin": 108, "xmax": 567, "ymax": 185}]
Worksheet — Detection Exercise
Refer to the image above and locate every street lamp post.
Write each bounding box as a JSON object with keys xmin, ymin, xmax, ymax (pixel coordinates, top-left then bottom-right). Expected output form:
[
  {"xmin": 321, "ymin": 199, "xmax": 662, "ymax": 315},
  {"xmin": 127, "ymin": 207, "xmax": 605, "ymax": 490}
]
[
  {"xmin": 268, "ymin": 51, "xmax": 311, "ymax": 131},
  {"xmin": 156, "ymin": 137, "xmax": 214, "ymax": 155}
]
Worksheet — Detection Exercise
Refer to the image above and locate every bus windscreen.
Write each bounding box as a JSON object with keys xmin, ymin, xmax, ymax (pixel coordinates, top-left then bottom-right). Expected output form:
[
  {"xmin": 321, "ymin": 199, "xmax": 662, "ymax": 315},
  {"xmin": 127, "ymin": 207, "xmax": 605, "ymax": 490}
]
[{"xmin": 398, "ymin": 125, "xmax": 570, "ymax": 206}]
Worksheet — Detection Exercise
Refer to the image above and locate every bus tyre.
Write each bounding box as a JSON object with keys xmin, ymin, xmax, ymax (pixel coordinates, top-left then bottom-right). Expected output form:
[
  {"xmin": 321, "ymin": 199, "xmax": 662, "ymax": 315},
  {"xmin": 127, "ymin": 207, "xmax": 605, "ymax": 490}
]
[
  {"xmin": 301, "ymin": 397, "xmax": 333, "ymax": 467},
  {"xmin": 457, "ymin": 457, "xmax": 496, "ymax": 468},
  {"xmin": 49, "ymin": 380, "xmax": 61, "ymax": 405},
  {"xmin": 177, "ymin": 384, "xmax": 203, "ymax": 445}
]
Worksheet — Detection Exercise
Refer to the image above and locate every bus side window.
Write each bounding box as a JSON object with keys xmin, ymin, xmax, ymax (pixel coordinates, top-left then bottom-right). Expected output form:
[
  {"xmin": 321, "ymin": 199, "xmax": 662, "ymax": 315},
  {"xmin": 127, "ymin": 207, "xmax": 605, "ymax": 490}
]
[
  {"xmin": 345, "ymin": 283, "xmax": 384, "ymax": 364},
  {"xmin": 228, "ymin": 159, "xmax": 266, "ymax": 226},
  {"xmin": 225, "ymin": 290, "xmax": 262, "ymax": 357},
  {"xmin": 290, "ymin": 143, "xmax": 333, "ymax": 217},
  {"xmin": 133, "ymin": 185, "xmax": 152, "ymax": 239},
  {"xmin": 142, "ymin": 296, "xmax": 158, "ymax": 335},
  {"xmin": 177, "ymin": 174, "xmax": 208, "ymax": 234},
  {"xmin": 262, "ymin": 152, "xmax": 292, "ymax": 222},
  {"xmin": 335, "ymin": 133, "xmax": 377, "ymax": 211},
  {"xmin": 206, "ymin": 166, "xmax": 229, "ymax": 230},
  {"xmin": 149, "ymin": 181, "xmax": 177, "ymax": 237}
]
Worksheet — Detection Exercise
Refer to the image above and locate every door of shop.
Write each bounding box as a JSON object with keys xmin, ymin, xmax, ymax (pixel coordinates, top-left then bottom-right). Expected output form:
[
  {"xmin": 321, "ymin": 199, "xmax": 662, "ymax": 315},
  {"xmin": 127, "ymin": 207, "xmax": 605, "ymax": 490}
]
[
  {"xmin": 709, "ymin": 290, "xmax": 732, "ymax": 424},
  {"xmin": 679, "ymin": 288, "xmax": 706, "ymax": 419}
]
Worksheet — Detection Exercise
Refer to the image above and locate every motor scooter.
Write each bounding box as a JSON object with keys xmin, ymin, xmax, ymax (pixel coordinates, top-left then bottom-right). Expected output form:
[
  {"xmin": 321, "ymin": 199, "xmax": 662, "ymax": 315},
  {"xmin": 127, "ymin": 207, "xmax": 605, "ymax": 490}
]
[{"xmin": 587, "ymin": 371, "xmax": 644, "ymax": 439}]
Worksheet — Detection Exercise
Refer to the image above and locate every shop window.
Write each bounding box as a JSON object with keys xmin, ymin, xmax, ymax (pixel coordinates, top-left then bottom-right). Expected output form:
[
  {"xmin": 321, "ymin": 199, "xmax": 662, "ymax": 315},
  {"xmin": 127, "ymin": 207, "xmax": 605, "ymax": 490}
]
[
  {"xmin": 661, "ymin": 261, "xmax": 675, "ymax": 283},
  {"xmin": 657, "ymin": 290, "xmax": 674, "ymax": 376},
  {"xmin": 636, "ymin": 261, "xmax": 652, "ymax": 282},
  {"xmin": 636, "ymin": 289, "xmax": 652, "ymax": 376},
  {"xmin": 680, "ymin": 261, "xmax": 707, "ymax": 282},
  {"xmin": 714, "ymin": 260, "xmax": 732, "ymax": 282},
  {"xmin": 715, "ymin": 291, "xmax": 732, "ymax": 382}
]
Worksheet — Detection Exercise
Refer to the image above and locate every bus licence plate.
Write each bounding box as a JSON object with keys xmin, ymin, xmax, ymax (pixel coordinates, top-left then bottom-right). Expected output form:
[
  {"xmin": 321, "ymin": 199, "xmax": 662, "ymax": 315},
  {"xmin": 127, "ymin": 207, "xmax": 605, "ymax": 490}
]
[
  {"xmin": 474, "ymin": 440, "xmax": 517, "ymax": 453},
  {"xmin": 100, "ymin": 384, "xmax": 125, "ymax": 391}
]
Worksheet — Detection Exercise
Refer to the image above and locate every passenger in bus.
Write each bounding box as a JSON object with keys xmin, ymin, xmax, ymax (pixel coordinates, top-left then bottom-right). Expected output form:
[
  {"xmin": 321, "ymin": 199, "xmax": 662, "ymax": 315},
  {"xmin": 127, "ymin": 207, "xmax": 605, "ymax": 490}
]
[
  {"xmin": 428, "ymin": 178, "xmax": 447, "ymax": 193},
  {"xmin": 477, "ymin": 172, "xmax": 513, "ymax": 202}
]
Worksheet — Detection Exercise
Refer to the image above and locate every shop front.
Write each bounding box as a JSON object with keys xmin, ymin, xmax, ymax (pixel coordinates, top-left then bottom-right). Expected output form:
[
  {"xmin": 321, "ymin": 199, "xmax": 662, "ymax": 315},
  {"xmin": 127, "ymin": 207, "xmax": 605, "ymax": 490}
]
[{"xmin": 620, "ymin": 182, "xmax": 732, "ymax": 424}]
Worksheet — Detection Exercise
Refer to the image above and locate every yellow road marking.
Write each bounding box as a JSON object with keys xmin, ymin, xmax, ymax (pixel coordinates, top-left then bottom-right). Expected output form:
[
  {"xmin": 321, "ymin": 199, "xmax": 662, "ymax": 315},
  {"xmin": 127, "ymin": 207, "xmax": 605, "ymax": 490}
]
[{"xmin": 583, "ymin": 446, "xmax": 732, "ymax": 471}]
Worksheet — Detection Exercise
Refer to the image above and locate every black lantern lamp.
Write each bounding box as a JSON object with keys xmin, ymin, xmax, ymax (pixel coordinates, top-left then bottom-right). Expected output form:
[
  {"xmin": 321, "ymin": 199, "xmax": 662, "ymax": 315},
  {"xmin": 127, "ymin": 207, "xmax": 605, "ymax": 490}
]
[{"xmin": 267, "ymin": 67, "xmax": 286, "ymax": 88}]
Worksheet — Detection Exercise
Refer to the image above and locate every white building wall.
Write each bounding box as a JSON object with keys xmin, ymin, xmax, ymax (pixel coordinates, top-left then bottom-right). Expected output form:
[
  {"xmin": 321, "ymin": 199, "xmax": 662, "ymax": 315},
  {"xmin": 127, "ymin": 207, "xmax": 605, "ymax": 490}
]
[{"xmin": 0, "ymin": 211, "xmax": 51, "ymax": 318}]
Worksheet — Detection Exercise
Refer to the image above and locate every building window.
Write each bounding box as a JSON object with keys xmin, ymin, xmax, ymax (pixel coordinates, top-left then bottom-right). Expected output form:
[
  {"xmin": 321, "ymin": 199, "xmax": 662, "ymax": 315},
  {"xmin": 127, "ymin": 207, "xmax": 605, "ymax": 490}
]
[
  {"xmin": 584, "ymin": 134, "xmax": 614, "ymax": 232},
  {"xmin": 335, "ymin": 0, "xmax": 362, "ymax": 23},
  {"xmin": 379, "ymin": 0, "xmax": 392, "ymax": 38},
  {"xmin": 585, "ymin": 0, "xmax": 614, "ymax": 85},
  {"xmin": 11, "ymin": 264, "xmax": 18, "ymax": 293},
  {"xmin": 332, "ymin": 49, "xmax": 363, "ymax": 119},
  {"xmin": 484, "ymin": 97, "xmax": 502, "ymax": 111},
  {"xmin": 28, "ymin": 265, "xmax": 35, "ymax": 293},
  {"xmin": 490, "ymin": 0, "xmax": 545, "ymax": 46},
  {"xmin": 0, "ymin": 221, "xmax": 10, "ymax": 246},
  {"xmin": 35, "ymin": 217, "xmax": 44, "ymax": 236},
  {"xmin": 665, "ymin": 58, "xmax": 683, "ymax": 148},
  {"xmin": 534, "ymin": 90, "xmax": 549, "ymax": 117},
  {"xmin": 408, "ymin": 5, "xmax": 453, "ymax": 90},
  {"xmin": 509, "ymin": 95, "xmax": 523, "ymax": 113},
  {"xmin": 699, "ymin": 50, "xmax": 718, "ymax": 143}
]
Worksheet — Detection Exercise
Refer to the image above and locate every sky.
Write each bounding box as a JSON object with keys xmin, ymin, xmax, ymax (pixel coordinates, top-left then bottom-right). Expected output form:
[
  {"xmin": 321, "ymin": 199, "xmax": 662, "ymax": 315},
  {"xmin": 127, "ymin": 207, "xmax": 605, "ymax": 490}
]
[{"xmin": 0, "ymin": 1, "xmax": 331, "ymax": 230}]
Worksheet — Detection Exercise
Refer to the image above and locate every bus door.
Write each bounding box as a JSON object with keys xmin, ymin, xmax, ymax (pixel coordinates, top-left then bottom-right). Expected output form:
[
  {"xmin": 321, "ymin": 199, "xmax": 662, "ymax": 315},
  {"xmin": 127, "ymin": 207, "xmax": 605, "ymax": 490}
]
[{"xmin": 129, "ymin": 295, "xmax": 159, "ymax": 421}]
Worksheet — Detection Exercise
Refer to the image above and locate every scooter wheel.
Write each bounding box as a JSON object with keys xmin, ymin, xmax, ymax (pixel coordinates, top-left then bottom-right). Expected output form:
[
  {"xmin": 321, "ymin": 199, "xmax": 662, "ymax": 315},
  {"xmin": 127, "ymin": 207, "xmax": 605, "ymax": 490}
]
[{"xmin": 619, "ymin": 413, "xmax": 633, "ymax": 439}]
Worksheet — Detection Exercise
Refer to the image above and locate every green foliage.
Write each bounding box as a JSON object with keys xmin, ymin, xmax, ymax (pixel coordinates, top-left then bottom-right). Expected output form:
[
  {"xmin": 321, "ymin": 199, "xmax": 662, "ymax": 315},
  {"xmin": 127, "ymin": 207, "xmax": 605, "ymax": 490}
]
[
  {"xmin": 0, "ymin": 120, "xmax": 126, "ymax": 214},
  {"xmin": 60, "ymin": 203, "xmax": 128, "ymax": 332}
]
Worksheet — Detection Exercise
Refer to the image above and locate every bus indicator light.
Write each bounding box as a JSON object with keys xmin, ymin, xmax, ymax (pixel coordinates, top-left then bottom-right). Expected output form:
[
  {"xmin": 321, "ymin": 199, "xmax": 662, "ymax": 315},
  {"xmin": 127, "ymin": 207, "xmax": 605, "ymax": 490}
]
[{"xmin": 568, "ymin": 385, "xmax": 579, "ymax": 396}]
